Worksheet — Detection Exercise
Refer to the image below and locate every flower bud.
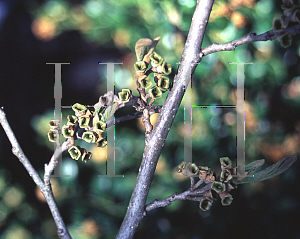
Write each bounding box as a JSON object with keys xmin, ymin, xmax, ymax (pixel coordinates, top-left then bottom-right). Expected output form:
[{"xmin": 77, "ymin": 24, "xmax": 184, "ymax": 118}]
[
  {"xmin": 199, "ymin": 197, "xmax": 213, "ymax": 211},
  {"xmin": 72, "ymin": 103, "xmax": 87, "ymax": 117},
  {"xmin": 149, "ymin": 86, "xmax": 162, "ymax": 99},
  {"xmin": 82, "ymin": 131, "xmax": 98, "ymax": 143},
  {"xmin": 97, "ymin": 138, "xmax": 107, "ymax": 148},
  {"xmin": 134, "ymin": 61, "xmax": 147, "ymax": 73},
  {"xmin": 68, "ymin": 146, "xmax": 84, "ymax": 161},
  {"xmin": 157, "ymin": 76, "xmax": 170, "ymax": 92},
  {"xmin": 220, "ymin": 168, "xmax": 233, "ymax": 182},
  {"xmin": 118, "ymin": 89, "xmax": 132, "ymax": 103},
  {"xmin": 79, "ymin": 116, "xmax": 91, "ymax": 129},
  {"xmin": 47, "ymin": 129, "xmax": 59, "ymax": 142},
  {"xmin": 211, "ymin": 181, "xmax": 226, "ymax": 193},
  {"xmin": 82, "ymin": 150, "xmax": 92, "ymax": 163},
  {"xmin": 67, "ymin": 115, "xmax": 78, "ymax": 126},
  {"xmin": 49, "ymin": 120, "xmax": 60, "ymax": 129},
  {"xmin": 176, "ymin": 161, "xmax": 186, "ymax": 173},
  {"xmin": 273, "ymin": 18, "xmax": 284, "ymax": 32},
  {"xmin": 94, "ymin": 120, "xmax": 106, "ymax": 132},
  {"xmin": 150, "ymin": 52, "xmax": 163, "ymax": 66},
  {"xmin": 220, "ymin": 192, "xmax": 233, "ymax": 206},
  {"xmin": 278, "ymin": 33, "xmax": 292, "ymax": 48},
  {"xmin": 138, "ymin": 75, "xmax": 152, "ymax": 89},
  {"xmin": 62, "ymin": 125, "xmax": 75, "ymax": 138},
  {"xmin": 220, "ymin": 157, "xmax": 232, "ymax": 168}
]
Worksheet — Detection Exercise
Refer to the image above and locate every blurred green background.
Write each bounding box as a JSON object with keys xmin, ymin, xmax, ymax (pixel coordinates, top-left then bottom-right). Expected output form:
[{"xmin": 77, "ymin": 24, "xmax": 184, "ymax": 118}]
[{"xmin": 0, "ymin": 0, "xmax": 300, "ymax": 238}]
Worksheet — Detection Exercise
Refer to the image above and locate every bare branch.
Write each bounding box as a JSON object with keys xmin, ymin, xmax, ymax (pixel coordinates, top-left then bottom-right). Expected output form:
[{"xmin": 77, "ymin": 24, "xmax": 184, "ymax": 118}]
[
  {"xmin": 44, "ymin": 138, "xmax": 73, "ymax": 185},
  {"xmin": 198, "ymin": 23, "xmax": 300, "ymax": 59},
  {"xmin": 0, "ymin": 107, "xmax": 45, "ymax": 189},
  {"xmin": 0, "ymin": 107, "xmax": 72, "ymax": 239},
  {"xmin": 145, "ymin": 183, "xmax": 212, "ymax": 212}
]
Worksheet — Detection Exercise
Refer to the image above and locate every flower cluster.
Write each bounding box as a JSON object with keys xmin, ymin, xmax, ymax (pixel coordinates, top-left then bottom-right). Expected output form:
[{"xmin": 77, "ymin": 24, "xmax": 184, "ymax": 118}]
[
  {"xmin": 176, "ymin": 157, "xmax": 237, "ymax": 211},
  {"xmin": 134, "ymin": 51, "xmax": 172, "ymax": 99},
  {"xmin": 47, "ymin": 103, "xmax": 109, "ymax": 163},
  {"xmin": 273, "ymin": 0, "xmax": 300, "ymax": 47}
]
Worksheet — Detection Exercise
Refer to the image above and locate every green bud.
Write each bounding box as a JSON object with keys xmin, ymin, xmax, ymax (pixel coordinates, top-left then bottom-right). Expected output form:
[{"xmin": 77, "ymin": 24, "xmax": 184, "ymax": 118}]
[
  {"xmin": 61, "ymin": 125, "xmax": 75, "ymax": 138},
  {"xmin": 47, "ymin": 129, "xmax": 59, "ymax": 142},
  {"xmin": 186, "ymin": 163, "xmax": 199, "ymax": 176},
  {"xmin": 176, "ymin": 161, "xmax": 186, "ymax": 173},
  {"xmin": 49, "ymin": 120, "xmax": 60, "ymax": 129},
  {"xmin": 97, "ymin": 138, "xmax": 107, "ymax": 148},
  {"xmin": 149, "ymin": 86, "xmax": 162, "ymax": 99},
  {"xmin": 220, "ymin": 157, "xmax": 232, "ymax": 168},
  {"xmin": 220, "ymin": 168, "xmax": 233, "ymax": 182},
  {"xmin": 211, "ymin": 181, "xmax": 226, "ymax": 193},
  {"xmin": 138, "ymin": 75, "xmax": 152, "ymax": 89},
  {"xmin": 220, "ymin": 193, "xmax": 233, "ymax": 206},
  {"xmin": 68, "ymin": 146, "xmax": 83, "ymax": 161},
  {"xmin": 150, "ymin": 52, "xmax": 164, "ymax": 66},
  {"xmin": 79, "ymin": 116, "xmax": 91, "ymax": 129},
  {"xmin": 82, "ymin": 151, "xmax": 92, "ymax": 163},
  {"xmin": 161, "ymin": 62, "xmax": 172, "ymax": 75},
  {"xmin": 199, "ymin": 197, "xmax": 213, "ymax": 211},
  {"xmin": 118, "ymin": 89, "xmax": 132, "ymax": 103},
  {"xmin": 67, "ymin": 115, "xmax": 78, "ymax": 126},
  {"xmin": 72, "ymin": 103, "xmax": 87, "ymax": 116},
  {"xmin": 94, "ymin": 121, "xmax": 106, "ymax": 132},
  {"xmin": 134, "ymin": 61, "xmax": 147, "ymax": 73},
  {"xmin": 82, "ymin": 131, "xmax": 98, "ymax": 143},
  {"xmin": 157, "ymin": 76, "xmax": 170, "ymax": 92}
]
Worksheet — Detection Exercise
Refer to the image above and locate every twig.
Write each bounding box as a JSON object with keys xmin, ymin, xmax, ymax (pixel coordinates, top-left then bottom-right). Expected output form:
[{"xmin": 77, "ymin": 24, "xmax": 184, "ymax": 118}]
[
  {"xmin": 0, "ymin": 107, "xmax": 72, "ymax": 239},
  {"xmin": 134, "ymin": 75, "xmax": 154, "ymax": 137},
  {"xmin": 44, "ymin": 138, "xmax": 73, "ymax": 185},
  {"xmin": 198, "ymin": 24, "xmax": 300, "ymax": 60},
  {"xmin": 145, "ymin": 183, "xmax": 212, "ymax": 212},
  {"xmin": 190, "ymin": 176, "xmax": 195, "ymax": 187}
]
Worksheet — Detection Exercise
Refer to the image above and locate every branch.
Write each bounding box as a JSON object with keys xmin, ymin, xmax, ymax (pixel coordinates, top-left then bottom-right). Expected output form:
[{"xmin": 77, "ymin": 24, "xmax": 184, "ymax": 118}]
[
  {"xmin": 116, "ymin": 0, "xmax": 215, "ymax": 238},
  {"xmin": 198, "ymin": 23, "xmax": 300, "ymax": 59},
  {"xmin": 0, "ymin": 107, "xmax": 72, "ymax": 239},
  {"xmin": 145, "ymin": 182, "xmax": 211, "ymax": 212},
  {"xmin": 44, "ymin": 138, "xmax": 73, "ymax": 185}
]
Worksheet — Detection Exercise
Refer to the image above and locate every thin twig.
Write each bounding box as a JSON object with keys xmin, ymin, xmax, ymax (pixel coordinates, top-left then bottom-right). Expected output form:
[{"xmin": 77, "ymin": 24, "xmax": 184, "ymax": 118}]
[
  {"xmin": 145, "ymin": 183, "xmax": 212, "ymax": 212},
  {"xmin": 44, "ymin": 138, "xmax": 73, "ymax": 185},
  {"xmin": 198, "ymin": 24, "xmax": 300, "ymax": 60}
]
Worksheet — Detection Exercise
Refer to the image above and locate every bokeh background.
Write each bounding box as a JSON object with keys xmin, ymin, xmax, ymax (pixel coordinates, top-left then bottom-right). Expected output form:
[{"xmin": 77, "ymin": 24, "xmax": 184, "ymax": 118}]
[{"xmin": 0, "ymin": 0, "xmax": 300, "ymax": 238}]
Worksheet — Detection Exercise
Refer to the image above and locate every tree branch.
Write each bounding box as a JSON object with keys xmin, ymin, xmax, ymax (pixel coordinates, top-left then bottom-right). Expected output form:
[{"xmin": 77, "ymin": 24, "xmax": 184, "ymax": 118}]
[
  {"xmin": 44, "ymin": 138, "xmax": 73, "ymax": 185},
  {"xmin": 198, "ymin": 23, "xmax": 300, "ymax": 59},
  {"xmin": 145, "ymin": 182, "xmax": 211, "ymax": 212},
  {"xmin": 116, "ymin": 0, "xmax": 215, "ymax": 238},
  {"xmin": 0, "ymin": 107, "xmax": 72, "ymax": 239}
]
